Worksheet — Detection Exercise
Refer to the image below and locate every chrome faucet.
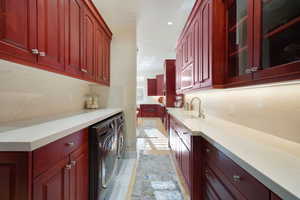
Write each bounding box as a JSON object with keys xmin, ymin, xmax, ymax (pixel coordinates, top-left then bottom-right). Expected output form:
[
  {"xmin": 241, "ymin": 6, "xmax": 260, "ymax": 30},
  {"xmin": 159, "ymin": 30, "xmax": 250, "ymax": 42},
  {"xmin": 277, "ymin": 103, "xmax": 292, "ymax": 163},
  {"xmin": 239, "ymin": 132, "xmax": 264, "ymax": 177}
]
[{"xmin": 190, "ymin": 97, "xmax": 205, "ymax": 118}]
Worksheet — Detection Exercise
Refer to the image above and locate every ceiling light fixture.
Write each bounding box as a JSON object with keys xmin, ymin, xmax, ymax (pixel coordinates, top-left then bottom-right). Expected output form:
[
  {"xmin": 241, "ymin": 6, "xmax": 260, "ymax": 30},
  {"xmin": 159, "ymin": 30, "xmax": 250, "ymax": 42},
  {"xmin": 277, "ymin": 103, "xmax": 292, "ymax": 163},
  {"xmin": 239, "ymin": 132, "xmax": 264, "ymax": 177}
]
[{"xmin": 167, "ymin": 22, "xmax": 173, "ymax": 26}]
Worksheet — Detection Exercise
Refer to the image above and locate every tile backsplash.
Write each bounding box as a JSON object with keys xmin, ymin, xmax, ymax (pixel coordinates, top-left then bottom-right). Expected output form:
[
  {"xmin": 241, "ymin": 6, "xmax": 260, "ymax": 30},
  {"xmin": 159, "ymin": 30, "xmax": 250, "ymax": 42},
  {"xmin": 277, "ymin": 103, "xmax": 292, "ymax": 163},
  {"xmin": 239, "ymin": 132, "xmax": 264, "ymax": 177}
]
[
  {"xmin": 185, "ymin": 81, "xmax": 300, "ymax": 143},
  {"xmin": 0, "ymin": 60, "xmax": 91, "ymax": 123}
]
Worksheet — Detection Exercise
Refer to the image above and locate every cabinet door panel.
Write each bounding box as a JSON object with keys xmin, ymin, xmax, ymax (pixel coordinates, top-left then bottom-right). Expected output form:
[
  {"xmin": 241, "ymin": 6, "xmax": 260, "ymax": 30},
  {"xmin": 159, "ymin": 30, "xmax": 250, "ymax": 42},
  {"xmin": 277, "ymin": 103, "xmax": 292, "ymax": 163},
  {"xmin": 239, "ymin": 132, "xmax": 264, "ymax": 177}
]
[
  {"xmin": 0, "ymin": 0, "xmax": 37, "ymax": 62},
  {"xmin": 65, "ymin": 0, "xmax": 83, "ymax": 76},
  {"xmin": 82, "ymin": 8, "xmax": 95, "ymax": 80},
  {"xmin": 33, "ymin": 158, "xmax": 70, "ymax": 200},
  {"xmin": 103, "ymin": 37, "xmax": 110, "ymax": 84},
  {"xmin": 70, "ymin": 145, "xmax": 88, "ymax": 200},
  {"xmin": 147, "ymin": 79, "xmax": 157, "ymax": 96},
  {"xmin": 0, "ymin": 152, "xmax": 31, "ymax": 200},
  {"xmin": 181, "ymin": 64, "xmax": 193, "ymax": 90},
  {"xmin": 201, "ymin": 1, "xmax": 211, "ymax": 85},
  {"xmin": 94, "ymin": 26, "xmax": 104, "ymax": 83},
  {"xmin": 204, "ymin": 166, "xmax": 236, "ymax": 200},
  {"xmin": 156, "ymin": 74, "xmax": 164, "ymax": 96},
  {"xmin": 226, "ymin": 0, "xmax": 253, "ymax": 83},
  {"xmin": 181, "ymin": 140, "xmax": 191, "ymax": 189},
  {"xmin": 37, "ymin": 0, "xmax": 65, "ymax": 71},
  {"xmin": 253, "ymin": 0, "xmax": 300, "ymax": 81}
]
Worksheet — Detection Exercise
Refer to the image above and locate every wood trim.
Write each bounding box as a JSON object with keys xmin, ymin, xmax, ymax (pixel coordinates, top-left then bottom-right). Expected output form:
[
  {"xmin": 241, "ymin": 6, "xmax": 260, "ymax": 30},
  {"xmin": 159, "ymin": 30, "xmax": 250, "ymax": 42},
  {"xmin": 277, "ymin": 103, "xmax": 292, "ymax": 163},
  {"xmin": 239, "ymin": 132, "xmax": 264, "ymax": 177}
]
[
  {"xmin": 82, "ymin": 0, "xmax": 112, "ymax": 38},
  {"xmin": 177, "ymin": 0, "xmax": 204, "ymax": 46}
]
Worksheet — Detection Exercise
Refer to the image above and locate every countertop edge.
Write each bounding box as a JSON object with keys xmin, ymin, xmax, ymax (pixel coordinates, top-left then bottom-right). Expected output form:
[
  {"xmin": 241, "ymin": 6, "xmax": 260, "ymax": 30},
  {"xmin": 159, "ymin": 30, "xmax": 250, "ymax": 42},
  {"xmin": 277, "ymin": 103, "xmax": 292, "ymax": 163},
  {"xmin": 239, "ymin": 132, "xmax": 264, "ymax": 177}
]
[
  {"xmin": 0, "ymin": 109, "xmax": 123, "ymax": 152},
  {"xmin": 167, "ymin": 110, "xmax": 300, "ymax": 200}
]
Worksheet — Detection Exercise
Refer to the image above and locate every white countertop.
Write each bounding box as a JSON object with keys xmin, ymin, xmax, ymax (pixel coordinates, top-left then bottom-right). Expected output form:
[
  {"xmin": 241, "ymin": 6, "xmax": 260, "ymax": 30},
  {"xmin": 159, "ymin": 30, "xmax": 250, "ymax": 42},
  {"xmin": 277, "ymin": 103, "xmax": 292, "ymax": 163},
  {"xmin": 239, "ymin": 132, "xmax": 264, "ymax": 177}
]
[
  {"xmin": 167, "ymin": 108, "xmax": 300, "ymax": 200},
  {"xmin": 0, "ymin": 108, "xmax": 122, "ymax": 151}
]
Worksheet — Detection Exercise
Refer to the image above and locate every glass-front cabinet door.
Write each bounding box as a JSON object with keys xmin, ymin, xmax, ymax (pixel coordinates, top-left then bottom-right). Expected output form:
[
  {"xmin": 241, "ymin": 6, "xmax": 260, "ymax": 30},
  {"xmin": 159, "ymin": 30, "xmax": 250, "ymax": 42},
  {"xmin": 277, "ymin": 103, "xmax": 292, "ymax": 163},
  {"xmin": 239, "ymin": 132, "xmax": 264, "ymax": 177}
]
[
  {"xmin": 253, "ymin": 0, "xmax": 300, "ymax": 80},
  {"xmin": 226, "ymin": 0, "xmax": 254, "ymax": 83}
]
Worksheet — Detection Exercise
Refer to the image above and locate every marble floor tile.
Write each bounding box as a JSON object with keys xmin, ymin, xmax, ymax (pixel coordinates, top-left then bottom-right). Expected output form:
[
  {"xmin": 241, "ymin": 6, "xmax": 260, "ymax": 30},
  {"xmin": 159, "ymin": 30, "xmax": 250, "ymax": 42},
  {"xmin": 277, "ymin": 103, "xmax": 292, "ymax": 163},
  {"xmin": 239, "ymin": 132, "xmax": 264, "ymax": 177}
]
[
  {"xmin": 154, "ymin": 191, "xmax": 183, "ymax": 200},
  {"xmin": 151, "ymin": 181, "xmax": 177, "ymax": 190}
]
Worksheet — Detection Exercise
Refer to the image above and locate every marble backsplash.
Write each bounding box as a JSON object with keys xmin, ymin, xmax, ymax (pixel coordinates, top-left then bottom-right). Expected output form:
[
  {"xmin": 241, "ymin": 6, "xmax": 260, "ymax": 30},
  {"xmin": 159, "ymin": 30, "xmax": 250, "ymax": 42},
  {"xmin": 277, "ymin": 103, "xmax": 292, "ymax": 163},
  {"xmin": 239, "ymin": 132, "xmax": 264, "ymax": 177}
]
[
  {"xmin": 185, "ymin": 81, "xmax": 300, "ymax": 143},
  {"xmin": 0, "ymin": 60, "xmax": 92, "ymax": 123}
]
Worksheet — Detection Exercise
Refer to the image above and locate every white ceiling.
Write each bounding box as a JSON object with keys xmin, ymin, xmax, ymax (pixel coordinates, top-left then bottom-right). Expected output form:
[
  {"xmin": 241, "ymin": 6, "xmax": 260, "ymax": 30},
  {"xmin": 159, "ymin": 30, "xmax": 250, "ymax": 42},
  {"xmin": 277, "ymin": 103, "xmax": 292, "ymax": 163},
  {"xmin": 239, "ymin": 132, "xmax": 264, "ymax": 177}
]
[
  {"xmin": 137, "ymin": 0, "xmax": 196, "ymax": 75},
  {"xmin": 92, "ymin": 0, "xmax": 195, "ymax": 76},
  {"xmin": 92, "ymin": 0, "xmax": 137, "ymax": 32}
]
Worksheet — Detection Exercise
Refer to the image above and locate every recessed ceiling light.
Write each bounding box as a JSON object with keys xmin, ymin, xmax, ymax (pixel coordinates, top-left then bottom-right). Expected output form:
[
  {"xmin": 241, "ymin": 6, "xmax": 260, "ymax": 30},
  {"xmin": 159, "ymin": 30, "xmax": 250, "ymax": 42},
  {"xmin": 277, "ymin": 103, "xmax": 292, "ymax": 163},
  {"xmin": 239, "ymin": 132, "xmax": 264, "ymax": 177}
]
[{"xmin": 167, "ymin": 22, "xmax": 173, "ymax": 26}]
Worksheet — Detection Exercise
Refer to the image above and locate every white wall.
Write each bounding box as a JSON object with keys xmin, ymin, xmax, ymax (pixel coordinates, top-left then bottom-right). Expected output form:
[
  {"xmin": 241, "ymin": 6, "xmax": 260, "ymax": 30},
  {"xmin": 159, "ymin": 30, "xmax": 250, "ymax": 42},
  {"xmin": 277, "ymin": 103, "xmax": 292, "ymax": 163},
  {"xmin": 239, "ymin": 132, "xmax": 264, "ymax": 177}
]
[
  {"xmin": 92, "ymin": 0, "xmax": 138, "ymax": 151},
  {"xmin": 91, "ymin": 27, "xmax": 137, "ymax": 151},
  {"xmin": 0, "ymin": 60, "xmax": 91, "ymax": 123}
]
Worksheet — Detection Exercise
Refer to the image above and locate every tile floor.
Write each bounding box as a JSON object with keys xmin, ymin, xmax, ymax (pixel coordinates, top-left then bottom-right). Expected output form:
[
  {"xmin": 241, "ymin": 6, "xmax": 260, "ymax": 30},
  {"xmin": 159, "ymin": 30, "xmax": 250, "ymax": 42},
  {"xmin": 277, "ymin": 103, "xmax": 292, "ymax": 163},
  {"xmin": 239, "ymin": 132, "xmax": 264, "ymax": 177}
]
[{"xmin": 108, "ymin": 118, "xmax": 190, "ymax": 200}]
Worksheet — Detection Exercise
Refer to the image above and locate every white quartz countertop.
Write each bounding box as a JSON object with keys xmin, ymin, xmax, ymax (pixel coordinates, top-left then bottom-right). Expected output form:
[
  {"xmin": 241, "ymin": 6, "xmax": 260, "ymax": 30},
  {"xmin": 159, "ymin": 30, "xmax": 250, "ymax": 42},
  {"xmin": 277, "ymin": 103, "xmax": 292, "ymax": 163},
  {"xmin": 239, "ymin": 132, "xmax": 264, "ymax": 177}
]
[
  {"xmin": 0, "ymin": 108, "xmax": 122, "ymax": 151},
  {"xmin": 167, "ymin": 108, "xmax": 300, "ymax": 200}
]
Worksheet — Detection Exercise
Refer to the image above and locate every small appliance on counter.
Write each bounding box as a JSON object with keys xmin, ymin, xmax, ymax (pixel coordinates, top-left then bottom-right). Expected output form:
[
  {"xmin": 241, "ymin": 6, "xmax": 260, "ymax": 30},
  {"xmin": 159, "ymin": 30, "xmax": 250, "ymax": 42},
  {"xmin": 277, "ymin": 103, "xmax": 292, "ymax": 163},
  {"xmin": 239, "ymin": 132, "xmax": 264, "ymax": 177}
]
[
  {"xmin": 174, "ymin": 94, "xmax": 184, "ymax": 108},
  {"xmin": 85, "ymin": 95, "xmax": 99, "ymax": 109}
]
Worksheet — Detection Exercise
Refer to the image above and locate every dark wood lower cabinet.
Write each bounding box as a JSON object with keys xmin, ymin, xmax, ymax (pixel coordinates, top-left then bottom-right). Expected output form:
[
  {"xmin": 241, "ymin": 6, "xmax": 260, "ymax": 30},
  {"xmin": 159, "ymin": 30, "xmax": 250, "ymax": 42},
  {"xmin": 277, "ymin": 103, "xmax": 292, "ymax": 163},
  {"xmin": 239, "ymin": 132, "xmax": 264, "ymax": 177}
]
[
  {"xmin": 33, "ymin": 157, "xmax": 70, "ymax": 200},
  {"xmin": 0, "ymin": 152, "xmax": 32, "ymax": 200},
  {"xmin": 0, "ymin": 129, "xmax": 88, "ymax": 200},
  {"xmin": 70, "ymin": 144, "xmax": 89, "ymax": 200},
  {"xmin": 168, "ymin": 114, "xmax": 283, "ymax": 200}
]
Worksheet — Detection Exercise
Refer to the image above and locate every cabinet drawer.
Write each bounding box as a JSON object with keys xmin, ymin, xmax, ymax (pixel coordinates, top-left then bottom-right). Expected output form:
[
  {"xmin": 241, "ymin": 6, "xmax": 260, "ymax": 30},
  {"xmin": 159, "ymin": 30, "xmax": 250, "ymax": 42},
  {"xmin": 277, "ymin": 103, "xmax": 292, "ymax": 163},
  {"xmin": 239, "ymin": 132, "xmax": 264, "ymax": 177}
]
[
  {"xmin": 203, "ymin": 141, "xmax": 269, "ymax": 200},
  {"xmin": 172, "ymin": 117, "xmax": 191, "ymax": 149},
  {"xmin": 203, "ymin": 166, "xmax": 235, "ymax": 200},
  {"xmin": 33, "ymin": 129, "xmax": 88, "ymax": 177}
]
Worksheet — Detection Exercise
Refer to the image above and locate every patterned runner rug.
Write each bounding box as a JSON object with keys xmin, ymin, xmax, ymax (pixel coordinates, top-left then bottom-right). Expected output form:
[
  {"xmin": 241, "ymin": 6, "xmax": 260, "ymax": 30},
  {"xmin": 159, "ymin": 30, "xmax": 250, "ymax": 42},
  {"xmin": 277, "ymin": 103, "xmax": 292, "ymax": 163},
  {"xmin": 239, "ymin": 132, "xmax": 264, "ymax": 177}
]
[{"xmin": 131, "ymin": 153, "xmax": 184, "ymax": 200}]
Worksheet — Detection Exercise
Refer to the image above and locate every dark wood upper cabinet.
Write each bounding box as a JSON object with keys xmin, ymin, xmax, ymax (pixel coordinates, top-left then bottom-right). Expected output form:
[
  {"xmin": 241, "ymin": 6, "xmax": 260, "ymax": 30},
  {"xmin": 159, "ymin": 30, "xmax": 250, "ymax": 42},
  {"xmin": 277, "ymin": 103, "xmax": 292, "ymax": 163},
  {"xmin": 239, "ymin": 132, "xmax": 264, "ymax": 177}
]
[
  {"xmin": 164, "ymin": 59, "xmax": 176, "ymax": 107},
  {"xmin": 156, "ymin": 74, "xmax": 164, "ymax": 96},
  {"xmin": 177, "ymin": 0, "xmax": 300, "ymax": 91},
  {"xmin": 147, "ymin": 78, "xmax": 157, "ymax": 96},
  {"xmin": 102, "ymin": 35, "xmax": 111, "ymax": 85},
  {"xmin": 0, "ymin": 0, "xmax": 112, "ymax": 86},
  {"xmin": 65, "ymin": 0, "xmax": 83, "ymax": 76},
  {"xmin": 252, "ymin": 0, "xmax": 300, "ymax": 82},
  {"xmin": 82, "ymin": 6, "xmax": 95, "ymax": 81},
  {"xmin": 0, "ymin": 0, "xmax": 37, "ymax": 62},
  {"xmin": 37, "ymin": 0, "xmax": 65, "ymax": 71},
  {"xmin": 225, "ymin": 0, "xmax": 254, "ymax": 85},
  {"xmin": 176, "ymin": 0, "xmax": 225, "ymax": 93},
  {"xmin": 225, "ymin": 0, "xmax": 300, "ymax": 87}
]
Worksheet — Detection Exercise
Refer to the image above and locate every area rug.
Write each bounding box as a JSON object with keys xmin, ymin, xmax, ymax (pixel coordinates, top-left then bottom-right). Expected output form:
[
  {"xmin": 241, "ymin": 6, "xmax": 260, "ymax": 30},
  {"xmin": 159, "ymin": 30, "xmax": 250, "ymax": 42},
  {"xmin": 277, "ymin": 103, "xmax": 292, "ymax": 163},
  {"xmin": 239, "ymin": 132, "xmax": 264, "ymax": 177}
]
[{"xmin": 131, "ymin": 153, "xmax": 184, "ymax": 200}]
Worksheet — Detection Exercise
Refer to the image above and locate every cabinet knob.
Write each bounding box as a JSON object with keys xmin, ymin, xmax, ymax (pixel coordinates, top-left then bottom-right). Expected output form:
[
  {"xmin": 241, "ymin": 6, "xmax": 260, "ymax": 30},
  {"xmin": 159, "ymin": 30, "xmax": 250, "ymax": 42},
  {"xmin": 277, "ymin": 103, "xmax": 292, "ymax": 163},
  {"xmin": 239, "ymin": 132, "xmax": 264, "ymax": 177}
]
[
  {"xmin": 205, "ymin": 148, "xmax": 211, "ymax": 153},
  {"xmin": 65, "ymin": 164, "xmax": 72, "ymax": 170},
  {"xmin": 66, "ymin": 142, "xmax": 75, "ymax": 147},
  {"xmin": 81, "ymin": 69, "xmax": 88, "ymax": 73},
  {"xmin": 233, "ymin": 175, "xmax": 241, "ymax": 182},
  {"xmin": 71, "ymin": 161, "xmax": 76, "ymax": 166},
  {"xmin": 39, "ymin": 52, "xmax": 46, "ymax": 57},
  {"xmin": 31, "ymin": 49, "xmax": 39, "ymax": 55}
]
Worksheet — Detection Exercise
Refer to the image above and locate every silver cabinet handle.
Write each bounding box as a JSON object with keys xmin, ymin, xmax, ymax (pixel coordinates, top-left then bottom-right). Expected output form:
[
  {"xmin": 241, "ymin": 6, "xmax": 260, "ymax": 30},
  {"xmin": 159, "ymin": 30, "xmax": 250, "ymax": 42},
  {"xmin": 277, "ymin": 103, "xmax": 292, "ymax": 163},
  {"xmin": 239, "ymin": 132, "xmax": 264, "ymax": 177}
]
[
  {"xmin": 81, "ymin": 69, "xmax": 88, "ymax": 73},
  {"xmin": 183, "ymin": 132, "xmax": 190, "ymax": 135},
  {"xmin": 71, "ymin": 161, "xmax": 76, "ymax": 167},
  {"xmin": 205, "ymin": 148, "xmax": 211, "ymax": 153},
  {"xmin": 39, "ymin": 52, "xmax": 46, "ymax": 57},
  {"xmin": 233, "ymin": 175, "xmax": 241, "ymax": 182},
  {"xmin": 66, "ymin": 142, "xmax": 75, "ymax": 147},
  {"xmin": 65, "ymin": 164, "xmax": 72, "ymax": 170},
  {"xmin": 32, "ymin": 49, "xmax": 39, "ymax": 54}
]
